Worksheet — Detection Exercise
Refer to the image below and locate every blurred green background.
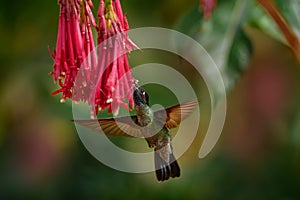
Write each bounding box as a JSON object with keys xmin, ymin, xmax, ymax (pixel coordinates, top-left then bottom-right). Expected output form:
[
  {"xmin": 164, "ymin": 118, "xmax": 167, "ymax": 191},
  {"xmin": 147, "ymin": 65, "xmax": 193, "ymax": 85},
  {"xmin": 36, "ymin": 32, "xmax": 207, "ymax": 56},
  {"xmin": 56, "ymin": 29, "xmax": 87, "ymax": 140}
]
[{"xmin": 1, "ymin": 0, "xmax": 300, "ymax": 199}]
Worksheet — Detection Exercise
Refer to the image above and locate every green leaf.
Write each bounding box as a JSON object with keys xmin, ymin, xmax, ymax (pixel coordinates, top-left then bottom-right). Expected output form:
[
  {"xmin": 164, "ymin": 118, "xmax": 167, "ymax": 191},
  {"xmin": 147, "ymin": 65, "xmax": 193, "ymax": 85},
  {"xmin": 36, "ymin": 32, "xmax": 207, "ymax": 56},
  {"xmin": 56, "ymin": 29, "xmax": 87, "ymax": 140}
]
[
  {"xmin": 249, "ymin": 0, "xmax": 300, "ymax": 47},
  {"xmin": 226, "ymin": 30, "xmax": 252, "ymax": 89},
  {"xmin": 274, "ymin": 0, "xmax": 300, "ymax": 41},
  {"xmin": 175, "ymin": 0, "xmax": 253, "ymax": 92},
  {"xmin": 248, "ymin": 1, "xmax": 285, "ymax": 44}
]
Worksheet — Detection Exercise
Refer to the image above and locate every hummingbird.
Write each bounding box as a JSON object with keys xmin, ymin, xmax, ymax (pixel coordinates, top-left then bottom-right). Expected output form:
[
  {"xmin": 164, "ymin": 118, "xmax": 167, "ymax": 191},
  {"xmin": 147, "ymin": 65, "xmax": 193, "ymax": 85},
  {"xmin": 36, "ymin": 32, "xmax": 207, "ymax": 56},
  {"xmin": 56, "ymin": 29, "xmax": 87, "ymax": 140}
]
[{"xmin": 74, "ymin": 87, "xmax": 198, "ymax": 182}]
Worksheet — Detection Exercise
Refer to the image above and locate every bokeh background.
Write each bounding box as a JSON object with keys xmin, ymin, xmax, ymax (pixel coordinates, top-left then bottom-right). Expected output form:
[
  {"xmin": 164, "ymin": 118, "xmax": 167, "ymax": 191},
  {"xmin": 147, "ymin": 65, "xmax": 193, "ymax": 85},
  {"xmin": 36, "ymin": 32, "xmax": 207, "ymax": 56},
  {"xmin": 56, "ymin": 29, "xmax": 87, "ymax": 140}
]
[{"xmin": 1, "ymin": 0, "xmax": 300, "ymax": 199}]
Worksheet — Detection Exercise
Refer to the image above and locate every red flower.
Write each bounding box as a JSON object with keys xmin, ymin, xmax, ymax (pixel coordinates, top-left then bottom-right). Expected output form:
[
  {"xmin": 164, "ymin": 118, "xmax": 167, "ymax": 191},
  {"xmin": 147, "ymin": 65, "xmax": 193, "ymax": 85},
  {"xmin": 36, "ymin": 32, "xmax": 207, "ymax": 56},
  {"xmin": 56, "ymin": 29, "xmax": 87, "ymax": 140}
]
[
  {"xmin": 199, "ymin": 0, "xmax": 217, "ymax": 19},
  {"xmin": 89, "ymin": 0, "xmax": 136, "ymax": 117},
  {"xmin": 49, "ymin": 0, "xmax": 97, "ymax": 102},
  {"xmin": 50, "ymin": 0, "xmax": 137, "ymax": 118}
]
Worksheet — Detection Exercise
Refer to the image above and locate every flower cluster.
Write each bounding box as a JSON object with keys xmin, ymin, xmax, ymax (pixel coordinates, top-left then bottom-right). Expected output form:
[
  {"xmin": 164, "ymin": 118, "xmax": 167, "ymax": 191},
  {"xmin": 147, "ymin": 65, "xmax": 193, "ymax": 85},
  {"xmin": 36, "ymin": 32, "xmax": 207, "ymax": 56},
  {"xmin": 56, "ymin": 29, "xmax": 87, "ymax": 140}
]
[
  {"xmin": 91, "ymin": 0, "xmax": 137, "ymax": 117},
  {"xmin": 50, "ymin": 0, "xmax": 97, "ymax": 102},
  {"xmin": 50, "ymin": 0, "xmax": 137, "ymax": 117}
]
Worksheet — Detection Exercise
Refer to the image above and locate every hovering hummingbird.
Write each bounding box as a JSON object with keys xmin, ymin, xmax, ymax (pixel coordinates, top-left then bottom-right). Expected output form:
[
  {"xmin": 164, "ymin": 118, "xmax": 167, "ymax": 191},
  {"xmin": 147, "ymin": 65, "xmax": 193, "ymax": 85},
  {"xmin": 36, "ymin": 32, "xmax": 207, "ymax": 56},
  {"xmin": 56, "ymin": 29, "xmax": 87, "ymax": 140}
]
[{"xmin": 74, "ymin": 87, "xmax": 198, "ymax": 182}]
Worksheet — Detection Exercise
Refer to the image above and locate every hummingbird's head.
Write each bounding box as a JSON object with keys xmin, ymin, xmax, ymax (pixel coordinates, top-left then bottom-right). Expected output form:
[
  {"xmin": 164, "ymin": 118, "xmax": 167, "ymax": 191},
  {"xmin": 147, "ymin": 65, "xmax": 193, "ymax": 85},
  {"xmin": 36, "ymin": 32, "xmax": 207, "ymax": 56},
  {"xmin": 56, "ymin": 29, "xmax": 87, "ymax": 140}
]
[{"xmin": 133, "ymin": 87, "xmax": 149, "ymax": 106}]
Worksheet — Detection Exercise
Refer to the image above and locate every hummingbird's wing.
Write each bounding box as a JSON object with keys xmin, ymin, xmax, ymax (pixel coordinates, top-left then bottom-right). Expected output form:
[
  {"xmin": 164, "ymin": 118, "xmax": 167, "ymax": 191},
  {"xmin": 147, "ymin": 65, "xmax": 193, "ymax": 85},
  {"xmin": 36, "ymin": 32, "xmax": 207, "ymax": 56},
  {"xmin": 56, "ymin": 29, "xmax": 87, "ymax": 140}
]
[
  {"xmin": 73, "ymin": 116, "xmax": 144, "ymax": 138},
  {"xmin": 154, "ymin": 99, "xmax": 198, "ymax": 129}
]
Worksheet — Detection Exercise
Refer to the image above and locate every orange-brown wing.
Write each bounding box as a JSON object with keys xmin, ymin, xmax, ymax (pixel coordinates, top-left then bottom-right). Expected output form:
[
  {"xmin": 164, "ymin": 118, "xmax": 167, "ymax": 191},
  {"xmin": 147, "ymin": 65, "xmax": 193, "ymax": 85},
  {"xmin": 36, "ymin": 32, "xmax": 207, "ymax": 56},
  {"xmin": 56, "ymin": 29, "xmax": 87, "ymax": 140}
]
[
  {"xmin": 154, "ymin": 99, "xmax": 198, "ymax": 129},
  {"xmin": 73, "ymin": 116, "xmax": 144, "ymax": 138}
]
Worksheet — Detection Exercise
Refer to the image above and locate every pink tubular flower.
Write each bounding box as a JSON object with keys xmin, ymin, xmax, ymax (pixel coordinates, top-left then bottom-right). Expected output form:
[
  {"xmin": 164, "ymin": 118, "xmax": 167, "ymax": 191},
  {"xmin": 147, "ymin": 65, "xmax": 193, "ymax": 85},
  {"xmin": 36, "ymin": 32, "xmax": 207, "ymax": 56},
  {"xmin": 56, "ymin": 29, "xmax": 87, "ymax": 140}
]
[
  {"xmin": 50, "ymin": 0, "xmax": 137, "ymax": 118},
  {"xmin": 90, "ymin": 0, "xmax": 137, "ymax": 117},
  {"xmin": 49, "ymin": 0, "xmax": 97, "ymax": 103},
  {"xmin": 199, "ymin": 0, "xmax": 217, "ymax": 19}
]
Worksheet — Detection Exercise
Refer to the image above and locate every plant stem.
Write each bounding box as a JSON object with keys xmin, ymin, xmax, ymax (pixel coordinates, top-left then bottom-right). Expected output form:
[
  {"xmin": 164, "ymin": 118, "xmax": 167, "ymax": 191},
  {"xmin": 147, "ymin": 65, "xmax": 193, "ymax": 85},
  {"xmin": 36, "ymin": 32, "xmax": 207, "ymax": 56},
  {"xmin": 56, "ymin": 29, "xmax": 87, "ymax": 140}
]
[{"xmin": 257, "ymin": 0, "xmax": 300, "ymax": 63}]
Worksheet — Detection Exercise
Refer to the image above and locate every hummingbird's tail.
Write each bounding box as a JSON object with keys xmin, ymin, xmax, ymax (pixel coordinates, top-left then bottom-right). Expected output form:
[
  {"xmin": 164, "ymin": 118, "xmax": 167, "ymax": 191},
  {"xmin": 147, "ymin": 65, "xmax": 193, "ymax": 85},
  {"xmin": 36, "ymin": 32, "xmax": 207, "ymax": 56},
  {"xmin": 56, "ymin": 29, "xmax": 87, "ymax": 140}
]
[{"xmin": 154, "ymin": 147, "xmax": 180, "ymax": 182}]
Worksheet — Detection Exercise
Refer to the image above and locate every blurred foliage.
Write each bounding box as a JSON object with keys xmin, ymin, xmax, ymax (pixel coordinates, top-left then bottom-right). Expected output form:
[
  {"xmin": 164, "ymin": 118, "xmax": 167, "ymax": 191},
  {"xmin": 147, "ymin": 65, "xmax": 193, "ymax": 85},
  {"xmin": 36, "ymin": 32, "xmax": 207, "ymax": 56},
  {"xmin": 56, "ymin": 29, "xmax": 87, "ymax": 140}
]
[
  {"xmin": 250, "ymin": 0, "xmax": 300, "ymax": 52},
  {"xmin": 0, "ymin": 0, "xmax": 300, "ymax": 199},
  {"xmin": 271, "ymin": 0, "xmax": 300, "ymax": 42},
  {"xmin": 176, "ymin": 0, "xmax": 253, "ymax": 91}
]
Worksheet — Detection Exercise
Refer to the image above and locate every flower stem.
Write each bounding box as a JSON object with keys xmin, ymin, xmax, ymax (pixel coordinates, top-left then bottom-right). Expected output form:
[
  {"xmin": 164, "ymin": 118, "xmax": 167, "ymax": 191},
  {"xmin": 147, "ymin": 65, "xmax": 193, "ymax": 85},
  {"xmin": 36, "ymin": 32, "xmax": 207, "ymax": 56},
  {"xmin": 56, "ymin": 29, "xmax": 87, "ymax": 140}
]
[{"xmin": 257, "ymin": 0, "xmax": 300, "ymax": 63}]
